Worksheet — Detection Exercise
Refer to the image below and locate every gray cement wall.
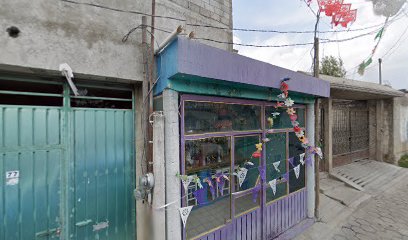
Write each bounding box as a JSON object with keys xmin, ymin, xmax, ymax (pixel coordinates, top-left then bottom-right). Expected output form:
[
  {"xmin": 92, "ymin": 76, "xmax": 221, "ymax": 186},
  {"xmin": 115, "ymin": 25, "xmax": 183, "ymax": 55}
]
[
  {"xmin": 382, "ymin": 99, "xmax": 394, "ymax": 163},
  {"xmin": 393, "ymin": 94, "xmax": 408, "ymax": 162},
  {"xmin": 0, "ymin": 0, "xmax": 232, "ymax": 81}
]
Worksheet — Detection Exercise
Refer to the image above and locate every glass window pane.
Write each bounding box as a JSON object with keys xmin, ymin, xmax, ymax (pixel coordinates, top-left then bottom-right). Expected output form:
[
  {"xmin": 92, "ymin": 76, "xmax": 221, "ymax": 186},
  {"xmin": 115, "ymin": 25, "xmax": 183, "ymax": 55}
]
[
  {"xmin": 185, "ymin": 137, "xmax": 231, "ymax": 239},
  {"xmin": 265, "ymin": 106, "xmax": 305, "ymax": 129},
  {"xmin": 233, "ymin": 135, "xmax": 261, "ymax": 217},
  {"xmin": 235, "ymin": 193, "xmax": 260, "ymax": 217},
  {"xmin": 289, "ymin": 132, "xmax": 306, "ymax": 193},
  {"xmin": 234, "ymin": 135, "xmax": 261, "ymax": 192},
  {"xmin": 265, "ymin": 133, "xmax": 288, "ymax": 203},
  {"xmin": 184, "ymin": 101, "xmax": 261, "ymax": 134}
]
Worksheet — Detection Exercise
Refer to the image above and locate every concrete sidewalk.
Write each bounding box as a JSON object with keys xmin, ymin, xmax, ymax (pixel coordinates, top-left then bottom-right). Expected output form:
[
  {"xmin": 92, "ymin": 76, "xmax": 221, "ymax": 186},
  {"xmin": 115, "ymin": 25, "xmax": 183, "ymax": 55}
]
[{"xmin": 295, "ymin": 159, "xmax": 408, "ymax": 240}]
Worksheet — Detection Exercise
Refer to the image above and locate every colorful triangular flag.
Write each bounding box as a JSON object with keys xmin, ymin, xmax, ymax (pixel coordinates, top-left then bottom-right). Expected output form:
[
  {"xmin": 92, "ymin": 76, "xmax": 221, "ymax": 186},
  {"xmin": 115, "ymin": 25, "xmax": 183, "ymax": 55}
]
[
  {"xmin": 179, "ymin": 206, "xmax": 193, "ymax": 228},
  {"xmin": 281, "ymin": 172, "xmax": 289, "ymax": 182},
  {"xmin": 273, "ymin": 161, "xmax": 281, "ymax": 172},
  {"xmin": 237, "ymin": 168, "xmax": 248, "ymax": 187},
  {"xmin": 288, "ymin": 157, "xmax": 295, "ymax": 167},
  {"xmin": 294, "ymin": 165, "xmax": 301, "ymax": 179},
  {"xmin": 269, "ymin": 179, "xmax": 277, "ymax": 195},
  {"xmin": 300, "ymin": 153, "xmax": 306, "ymax": 166},
  {"xmin": 181, "ymin": 176, "xmax": 193, "ymax": 194}
]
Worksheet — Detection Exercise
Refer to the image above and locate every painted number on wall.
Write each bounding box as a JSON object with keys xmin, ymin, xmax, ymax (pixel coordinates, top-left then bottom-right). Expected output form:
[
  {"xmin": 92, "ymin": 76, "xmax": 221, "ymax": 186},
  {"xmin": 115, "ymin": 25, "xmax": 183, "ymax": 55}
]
[{"xmin": 6, "ymin": 170, "xmax": 19, "ymax": 186}]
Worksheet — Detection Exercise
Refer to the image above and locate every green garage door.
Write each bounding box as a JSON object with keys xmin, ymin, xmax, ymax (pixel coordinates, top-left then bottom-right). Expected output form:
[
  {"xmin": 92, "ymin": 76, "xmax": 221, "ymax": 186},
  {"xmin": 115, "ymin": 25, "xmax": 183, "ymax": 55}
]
[
  {"xmin": 72, "ymin": 108, "xmax": 134, "ymax": 239},
  {"xmin": 0, "ymin": 78, "xmax": 135, "ymax": 240},
  {"xmin": 0, "ymin": 106, "xmax": 63, "ymax": 239}
]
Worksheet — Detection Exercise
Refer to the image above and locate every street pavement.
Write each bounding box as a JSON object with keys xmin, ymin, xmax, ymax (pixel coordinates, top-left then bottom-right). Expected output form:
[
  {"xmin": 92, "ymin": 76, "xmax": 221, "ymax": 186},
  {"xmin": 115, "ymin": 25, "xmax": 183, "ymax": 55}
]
[
  {"xmin": 296, "ymin": 160, "xmax": 408, "ymax": 240},
  {"xmin": 331, "ymin": 170, "xmax": 408, "ymax": 240}
]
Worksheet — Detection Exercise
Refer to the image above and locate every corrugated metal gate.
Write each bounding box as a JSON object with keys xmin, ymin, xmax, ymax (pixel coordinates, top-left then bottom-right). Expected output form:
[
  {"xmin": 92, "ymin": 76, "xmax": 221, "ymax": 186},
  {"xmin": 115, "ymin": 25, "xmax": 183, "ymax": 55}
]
[
  {"xmin": 333, "ymin": 100, "xmax": 369, "ymax": 167},
  {"xmin": 0, "ymin": 77, "xmax": 135, "ymax": 240}
]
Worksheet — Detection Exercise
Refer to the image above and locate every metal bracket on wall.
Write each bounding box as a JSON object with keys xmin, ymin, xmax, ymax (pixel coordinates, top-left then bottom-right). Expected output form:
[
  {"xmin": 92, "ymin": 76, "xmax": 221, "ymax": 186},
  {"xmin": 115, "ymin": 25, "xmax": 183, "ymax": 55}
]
[{"xmin": 59, "ymin": 63, "xmax": 79, "ymax": 96}]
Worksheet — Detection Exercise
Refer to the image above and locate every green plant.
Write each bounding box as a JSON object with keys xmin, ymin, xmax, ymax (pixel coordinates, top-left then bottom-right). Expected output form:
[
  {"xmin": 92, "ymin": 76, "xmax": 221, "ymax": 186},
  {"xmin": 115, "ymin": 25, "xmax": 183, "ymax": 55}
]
[{"xmin": 398, "ymin": 154, "xmax": 408, "ymax": 168}]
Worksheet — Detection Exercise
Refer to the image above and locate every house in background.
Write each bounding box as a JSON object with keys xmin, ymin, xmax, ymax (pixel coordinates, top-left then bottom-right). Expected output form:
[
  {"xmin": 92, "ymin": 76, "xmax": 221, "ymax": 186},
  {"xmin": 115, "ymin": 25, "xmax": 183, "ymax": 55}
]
[
  {"xmin": 151, "ymin": 37, "xmax": 330, "ymax": 240},
  {"xmin": 313, "ymin": 74, "xmax": 405, "ymax": 172}
]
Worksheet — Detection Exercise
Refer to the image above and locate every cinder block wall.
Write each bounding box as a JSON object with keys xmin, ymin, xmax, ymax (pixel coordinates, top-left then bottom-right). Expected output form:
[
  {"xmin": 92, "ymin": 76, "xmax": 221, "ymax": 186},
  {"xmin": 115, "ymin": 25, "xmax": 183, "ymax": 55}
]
[{"xmin": 0, "ymin": 0, "xmax": 233, "ymax": 82}]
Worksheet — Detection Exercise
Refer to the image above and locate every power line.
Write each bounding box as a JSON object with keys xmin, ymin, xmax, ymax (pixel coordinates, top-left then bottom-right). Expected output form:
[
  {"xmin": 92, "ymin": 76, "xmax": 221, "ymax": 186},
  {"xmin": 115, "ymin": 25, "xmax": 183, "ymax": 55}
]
[
  {"xmin": 60, "ymin": 0, "xmax": 186, "ymax": 21},
  {"xmin": 60, "ymin": 0, "xmax": 401, "ymax": 35},
  {"xmin": 382, "ymin": 21, "xmax": 408, "ymax": 60},
  {"xmin": 190, "ymin": 28, "xmax": 382, "ymax": 48},
  {"xmin": 193, "ymin": 37, "xmax": 317, "ymax": 48}
]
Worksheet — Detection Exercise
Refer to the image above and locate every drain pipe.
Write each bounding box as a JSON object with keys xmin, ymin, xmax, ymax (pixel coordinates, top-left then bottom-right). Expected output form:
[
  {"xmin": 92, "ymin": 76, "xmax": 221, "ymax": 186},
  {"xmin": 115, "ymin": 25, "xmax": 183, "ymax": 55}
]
[{"xmin": 154, "ymin": 26, "xmax": 183, "ymax": 55}]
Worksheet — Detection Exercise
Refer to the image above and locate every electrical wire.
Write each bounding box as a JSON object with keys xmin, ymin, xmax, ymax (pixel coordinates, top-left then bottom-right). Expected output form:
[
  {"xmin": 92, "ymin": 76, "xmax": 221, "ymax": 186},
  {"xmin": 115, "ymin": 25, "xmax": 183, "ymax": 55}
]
[
  {"xmin": 60, "ymin": 0, "xmax": 186, "ymax": 21},
  {"xmin": 60, "ymin": 0, "xmax": 402, "ymax": 35}
]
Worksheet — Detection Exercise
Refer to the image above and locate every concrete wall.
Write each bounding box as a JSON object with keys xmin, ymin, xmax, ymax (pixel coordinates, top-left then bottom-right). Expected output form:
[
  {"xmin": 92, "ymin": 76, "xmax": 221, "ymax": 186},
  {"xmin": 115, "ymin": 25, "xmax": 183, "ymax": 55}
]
[
  {"xmin": 0, "ymin": 0, "xmax": 232, "ymax": 81},
  {"xmin": 393, "ymin": 93, "xmax": 408, "ymax": 162},
  {"xmin": 368, "ymin": 100, "xmax": 377, "ymax": 160},
  {"xmin": 382, "ymin": 99, "xmax": 394, "ymax": 163}
]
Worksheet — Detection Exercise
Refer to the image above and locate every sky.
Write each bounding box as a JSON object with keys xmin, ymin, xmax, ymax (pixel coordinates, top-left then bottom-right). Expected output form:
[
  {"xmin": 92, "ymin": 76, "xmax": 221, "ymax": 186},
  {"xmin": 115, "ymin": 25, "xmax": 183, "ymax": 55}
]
[{"xmin": 232, "ymin": 0, "xmax": 408, "ymax": 90}]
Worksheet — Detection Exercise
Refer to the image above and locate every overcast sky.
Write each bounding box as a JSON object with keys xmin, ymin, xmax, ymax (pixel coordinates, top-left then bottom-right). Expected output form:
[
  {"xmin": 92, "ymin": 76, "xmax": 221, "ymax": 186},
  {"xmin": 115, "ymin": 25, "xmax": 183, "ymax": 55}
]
[{"xmin": 232, "ymin": 0, "xmax": 408, "ymax": 90}]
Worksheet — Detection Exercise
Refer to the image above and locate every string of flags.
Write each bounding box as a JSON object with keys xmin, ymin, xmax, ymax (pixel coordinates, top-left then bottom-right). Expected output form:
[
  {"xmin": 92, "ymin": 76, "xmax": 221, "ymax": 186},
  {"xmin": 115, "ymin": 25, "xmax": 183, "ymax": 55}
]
[
  {"xmin": 176, "ymin": 78, "xmax": 323, "ymax": 228},
  {"xmin": 251, "ymin": 78, "xmax": 323, "ymax": 203},
  {"xmin": 358, "ymin": 18, "xmax": 389, "ymax": 75},
  {"xmin": 175, "ymin": 152, "xmax": 312, "ymax": 226}
]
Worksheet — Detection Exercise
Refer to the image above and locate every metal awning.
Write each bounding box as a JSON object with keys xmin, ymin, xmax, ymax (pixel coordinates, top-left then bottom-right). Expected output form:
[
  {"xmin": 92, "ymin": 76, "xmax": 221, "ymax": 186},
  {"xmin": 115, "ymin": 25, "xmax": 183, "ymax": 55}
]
[
  {"xmin": 155, "ymin": 37, "xmax": 330, "ymax": 99},
  {"xmin": 319, "ymin": 74, "xmax": 403, "ymax": 100}
]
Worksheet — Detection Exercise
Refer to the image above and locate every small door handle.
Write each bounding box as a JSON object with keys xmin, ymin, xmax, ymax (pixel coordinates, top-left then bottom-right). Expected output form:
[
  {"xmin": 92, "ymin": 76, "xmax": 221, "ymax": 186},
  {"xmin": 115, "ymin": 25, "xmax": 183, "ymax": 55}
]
[{"xmin": 76, "ymin": 219, "xmax": 93, "ymax": 227}]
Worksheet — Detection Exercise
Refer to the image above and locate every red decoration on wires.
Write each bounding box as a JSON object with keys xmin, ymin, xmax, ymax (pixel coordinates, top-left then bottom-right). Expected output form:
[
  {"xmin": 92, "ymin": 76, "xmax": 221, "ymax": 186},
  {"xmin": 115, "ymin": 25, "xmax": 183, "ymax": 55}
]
[{"xmin": 315, "ymin": 0, "xmax": 357, "ymax": 28}]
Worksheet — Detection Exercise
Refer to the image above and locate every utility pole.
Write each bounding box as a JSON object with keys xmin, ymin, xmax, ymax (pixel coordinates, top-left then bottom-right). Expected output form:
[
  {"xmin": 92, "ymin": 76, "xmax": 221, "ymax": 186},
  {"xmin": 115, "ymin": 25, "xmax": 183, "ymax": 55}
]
[
  {"xmin": 313, "ymin": 36, "xmax": 320, "ymax": 220},
  {"xmin": 142, "ymin": 16, "xmax": 149, "ymax": 175},
  {"xmin": 378, "ymin": 58, "xmax": 383, "ymax": 85},
  {"xmin": 147, "ymin": 0, "xmax": 156, "ymax": 172},
  {"xmin": 313, "ymin": 10, "xmax": 321, "ymax": 220}
]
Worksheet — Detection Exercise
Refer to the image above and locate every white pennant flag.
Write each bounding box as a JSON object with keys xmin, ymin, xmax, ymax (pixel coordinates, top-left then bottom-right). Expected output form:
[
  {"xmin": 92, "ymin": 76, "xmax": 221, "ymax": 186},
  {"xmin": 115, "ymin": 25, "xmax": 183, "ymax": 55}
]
[
  {"xmin": 179, "ymin": 206, "xmax": 193, "ymax": 228},
  {"xmin": 181, "ymin": 176, "xmax": 193, "ymax": 193},
  {"xmin": 294, "ymin": 165, "xmax": 301, "ymax": 179},
  {"xmin": 269, "ymin": 179, "xmax": 277, "ymax": 195},
  {"xmin": 273, "ymin": 161, "xmax": 281, "ymax": 172},
  {"xmin": 237, "ymin": 168, "xmax": 248, "ymax": 187},
  {"xmin": 299, "ymin": 153, "xmax": 306, "ymax": 166}
]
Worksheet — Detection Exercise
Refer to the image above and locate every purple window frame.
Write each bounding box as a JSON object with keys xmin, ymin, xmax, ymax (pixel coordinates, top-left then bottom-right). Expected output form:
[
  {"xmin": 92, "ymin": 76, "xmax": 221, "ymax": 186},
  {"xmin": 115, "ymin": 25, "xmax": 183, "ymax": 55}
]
[{"xmin": 180, "ymin": 94, "xmax": 307, "ymax": 239}]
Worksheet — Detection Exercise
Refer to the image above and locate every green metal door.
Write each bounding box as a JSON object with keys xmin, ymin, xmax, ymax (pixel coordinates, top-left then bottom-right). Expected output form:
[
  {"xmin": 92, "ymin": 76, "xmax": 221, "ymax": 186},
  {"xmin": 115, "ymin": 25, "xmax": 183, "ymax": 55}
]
[
  {"xmin": 0, "ymin": 106, "xmax": 63, "ymax": 239},
  {"xmin": 71, "ymin": 108, "xmax": 134, "ymax": 240},
  {"xmin": 0, "ymin": 78, "xmax": 135, "ymax": 240}
]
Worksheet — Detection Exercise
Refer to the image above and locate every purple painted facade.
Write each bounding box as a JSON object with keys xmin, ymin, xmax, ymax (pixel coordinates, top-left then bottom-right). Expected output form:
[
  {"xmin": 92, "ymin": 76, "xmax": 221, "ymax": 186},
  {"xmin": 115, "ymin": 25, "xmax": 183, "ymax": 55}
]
[
  {"xmin": 195, "ymin": 189, "xmax": 308, "ymax": 240},
  {"xmin": 173, "ymin": 37, "xmax": 330, "ymax": 98},
  {"xmin": 180, "ymin": 94, "xmax": 312, "ymax": 240},
  {"xmin": 162, "ymin": 37, "xmax": 323, "ymax": 240}
]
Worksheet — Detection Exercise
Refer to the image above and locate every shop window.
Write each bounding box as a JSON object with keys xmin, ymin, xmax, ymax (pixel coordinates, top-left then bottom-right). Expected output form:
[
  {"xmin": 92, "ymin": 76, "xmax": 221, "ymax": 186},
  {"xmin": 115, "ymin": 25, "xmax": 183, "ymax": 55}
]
[
  {"xmin": 185, "ymin": 137, "xmax": 230, "ymax": 174},
  {"xmin": 289, "ymin": 132, "xmax": 306, "ymax": 193},
  {"xmin": 234, "ymin": 135, "xmax": 260, "ymax": 191},
  {"xmin": 185, "ymin": 137, "xmax": 231, "ymax": 239},
  {"xmin": 265, "ymin": 133, "xmax": 288, "ymax": 203},
  {"xmin": 235, "ymin": 192, "xmax": 260, "ymax": 217},
  {"xmin": 184, "ymin": 101, "xmax": 261, "ymax": 134},
  {"xmin": 265, "ymin": 106, "xmax": 305, "ymax": 129},
  {"xmin": 182, "ymin": 97, "xmax": 308, "ymax": 239},
  {"xmin": 234, "ymin": 135, "xmax": 261, "ymax": 216}
]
